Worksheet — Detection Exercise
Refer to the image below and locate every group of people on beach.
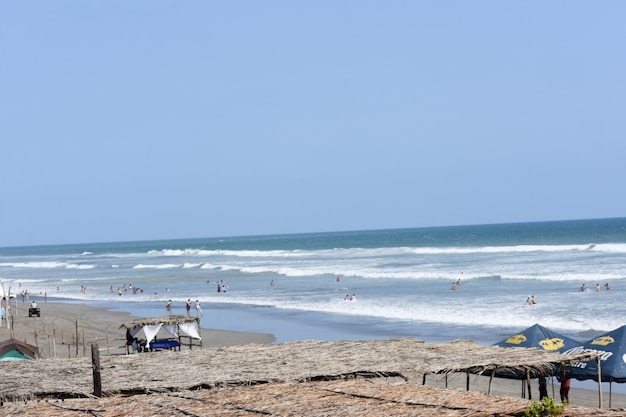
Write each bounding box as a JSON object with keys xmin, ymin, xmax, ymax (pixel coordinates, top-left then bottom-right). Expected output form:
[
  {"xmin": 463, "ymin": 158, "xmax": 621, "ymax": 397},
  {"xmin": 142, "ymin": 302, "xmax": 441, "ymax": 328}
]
[
  {"xmin": 525, "ymin": 295, "xmax": 537, "ymax": 305},
  {"xmin": 175, "ymin": 298, "xmax": 203, "ymax": 319},
  {"xmin": 164, "ymin": 298, "xmax": 204, "ymax": 319}
]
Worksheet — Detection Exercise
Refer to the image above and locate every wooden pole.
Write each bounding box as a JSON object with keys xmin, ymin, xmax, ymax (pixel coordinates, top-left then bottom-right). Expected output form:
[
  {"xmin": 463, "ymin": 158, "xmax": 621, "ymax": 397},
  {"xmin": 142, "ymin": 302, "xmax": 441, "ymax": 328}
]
[
  {"xmin": 33, "ymin": 328, "xmax": 40, "ymax": 356},
  {"xmin": 488, "ymin": 368, "xmax": 495, "ymax": 395},
  {"xmin": 527, "ymin": 370, "xmax": 532, "ymax": 400},
  {"xmin": 91, "ymin": 344, "xmax": 102, "ymax": 397},
  {"xmin": 597, "ymin": 356, "xmax": 602, "ymax": 408},
  {"xmin": 52, "ymin": 329, "xmax": 56, "ymax": 358},
  {"xmin": 466, "ymin": 372, "xmax": 470, "ymax": 391},
  {"xmin": 75, "ymin": 319, "xmax": 79, "ymax": 357}
]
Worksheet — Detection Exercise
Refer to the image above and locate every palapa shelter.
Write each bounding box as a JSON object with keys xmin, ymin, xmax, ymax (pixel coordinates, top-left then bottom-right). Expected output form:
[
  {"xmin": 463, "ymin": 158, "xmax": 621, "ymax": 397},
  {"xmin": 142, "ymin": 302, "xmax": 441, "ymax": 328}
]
[
  {"xmin": 120, "ymin": 315, "xmax": 201, "ymax": 353},
  {"xmin": 0, "ymin": 338, "xmax": 40, "ymax": 361},
  {"xmin": 6, "ymin": 378, "xmax": 626, "ymax": 417},
  {"xmin": 0, "ymin": 337, "xmax": 599, "ymax": 403}
]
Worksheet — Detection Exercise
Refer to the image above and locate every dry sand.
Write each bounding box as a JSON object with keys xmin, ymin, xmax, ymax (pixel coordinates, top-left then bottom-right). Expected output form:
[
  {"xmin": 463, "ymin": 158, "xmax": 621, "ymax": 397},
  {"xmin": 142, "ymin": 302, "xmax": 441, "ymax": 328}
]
[
  {"xmin": 1, "ymin": 301, "xmax": 626, "ymax": 416},
  {"xmin": 0, "ymin": 301, "xmax": 274, "ymax": 357}
]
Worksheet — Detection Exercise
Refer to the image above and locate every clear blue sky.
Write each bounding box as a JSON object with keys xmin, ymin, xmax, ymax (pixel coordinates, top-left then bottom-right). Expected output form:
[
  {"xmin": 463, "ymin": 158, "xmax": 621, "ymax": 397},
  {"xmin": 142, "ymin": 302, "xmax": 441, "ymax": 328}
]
[{"xmin": 2, "ymin": 2, "xmax": 625, "ymax": 247}]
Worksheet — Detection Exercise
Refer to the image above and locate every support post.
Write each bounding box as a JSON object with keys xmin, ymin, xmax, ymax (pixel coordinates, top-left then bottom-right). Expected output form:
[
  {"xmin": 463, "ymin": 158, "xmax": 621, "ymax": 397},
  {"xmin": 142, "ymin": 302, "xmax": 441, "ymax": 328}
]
[
  {"xmin": 597, "ymin": 356, "xmax": 602, "ymax": 408},
  {"xmin": 91, "ymin": 344, "xmax": 102, "ymax": 397},
  {"xmin": 75, "ymin": 319, "xmax": 79, "ymax": 357}
]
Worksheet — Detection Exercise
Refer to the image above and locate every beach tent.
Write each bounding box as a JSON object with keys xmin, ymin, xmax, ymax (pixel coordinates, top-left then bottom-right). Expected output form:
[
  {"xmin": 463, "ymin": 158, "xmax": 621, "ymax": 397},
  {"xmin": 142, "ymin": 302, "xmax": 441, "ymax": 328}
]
[
  {"xmin": 120, "ymin": 315, "xmax": 202, "ymax": 353},
  {"xmin": 0, "ymin": 338, "xmax": 39, "ymax": 361},
  {"xmin": 563, "ymin": 325, "xmax": 626, "ymax": 383},
  {"xmin": 494, "ymin": 323, "xmax": 581, "ymax": 353},
  {"xmin": 0, "ymin": 283, "xmax": 16, "ymax": 300},
  {"xmin": 493, "ymin": 324, "xmax": 581, "ymax": 399},
  {"xmin": 561, "ymin": 325, "xmax": 626, "ymax": 407}
]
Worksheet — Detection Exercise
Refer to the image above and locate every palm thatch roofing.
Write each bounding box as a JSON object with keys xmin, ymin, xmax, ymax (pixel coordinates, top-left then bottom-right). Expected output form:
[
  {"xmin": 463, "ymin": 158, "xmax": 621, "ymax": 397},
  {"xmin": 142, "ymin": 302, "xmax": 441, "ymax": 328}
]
[
  {"xmin": 3, "ymin": 378, "xmax": 625, "ymax": 417},
  {"xmin": 0, "ymin": 338, "xmax": 599, "ymax": 404},
  {"xmin": 120, "ymin": 315, "xmax": 199, "ymax": 329}
]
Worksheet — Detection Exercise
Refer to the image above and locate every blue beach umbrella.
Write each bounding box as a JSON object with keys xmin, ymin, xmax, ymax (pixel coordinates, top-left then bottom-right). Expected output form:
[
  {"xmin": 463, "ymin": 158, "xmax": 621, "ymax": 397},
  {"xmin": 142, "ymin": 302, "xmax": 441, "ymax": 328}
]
[
  {"xmin": 563, "ymin": 325, "xmax": 626, "ymax": 383},
  {"xmin": 493, "ymin": 323, "xmax": 581, "ymax": 392},
  {"xmin": 494, "ymin": 323, "xmax": 581, "ymax": 353}
]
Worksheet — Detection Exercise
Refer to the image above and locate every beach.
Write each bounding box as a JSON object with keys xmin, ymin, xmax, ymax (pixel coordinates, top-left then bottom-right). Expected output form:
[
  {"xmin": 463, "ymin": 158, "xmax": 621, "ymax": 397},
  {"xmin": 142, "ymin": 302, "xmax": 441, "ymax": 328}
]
[
  {"xmin": 0, "ymin": 301, "xmax": 274, "ymax": 355},
  {"xmin": 2, "ymin": 301, "xmax": 626, "ymax": 416}
]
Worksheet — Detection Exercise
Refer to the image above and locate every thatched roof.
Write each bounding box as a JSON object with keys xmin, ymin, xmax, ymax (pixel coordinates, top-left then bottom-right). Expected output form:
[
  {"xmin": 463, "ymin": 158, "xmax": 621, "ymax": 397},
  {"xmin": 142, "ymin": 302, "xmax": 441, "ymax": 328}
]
[
  {"xmin": 0, "ymin": 338, "xmax": 598, "ymax": 402},
  {"xmin": 3, "ymin": 378, "xmax": 625, "ymax": 417},
  {"xmin": 120, "ymin": 315, "xmax": 199, "ymax": 329}
]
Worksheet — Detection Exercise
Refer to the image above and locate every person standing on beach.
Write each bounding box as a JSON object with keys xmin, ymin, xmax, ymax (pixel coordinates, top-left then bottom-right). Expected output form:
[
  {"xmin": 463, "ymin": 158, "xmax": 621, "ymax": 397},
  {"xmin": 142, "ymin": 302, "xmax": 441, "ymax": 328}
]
[
  {"xmin": 559, "ymin": 378, "xmax": 570, "ymax": 403},
  {"xmin": 195, "ymin": 300, "xmax": 203, "ymax": 319},
  {"xmin": 185, "ymin": 299, "xmax": 191, "ymax": 316},
  {"xmin": 166, "ymin": 300, "xmax": 172, "ymax": 315},
  {"xmin": 539, "ymin": 376, "xmax": 548, "ymax": 400}
]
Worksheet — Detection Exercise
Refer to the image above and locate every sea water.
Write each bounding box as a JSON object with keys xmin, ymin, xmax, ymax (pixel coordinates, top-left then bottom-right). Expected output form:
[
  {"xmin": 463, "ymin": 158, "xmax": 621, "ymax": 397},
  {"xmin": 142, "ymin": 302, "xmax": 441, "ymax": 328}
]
[{"xmin": 1, "ymin": 217, "xmax": 626, "ymax": 345}]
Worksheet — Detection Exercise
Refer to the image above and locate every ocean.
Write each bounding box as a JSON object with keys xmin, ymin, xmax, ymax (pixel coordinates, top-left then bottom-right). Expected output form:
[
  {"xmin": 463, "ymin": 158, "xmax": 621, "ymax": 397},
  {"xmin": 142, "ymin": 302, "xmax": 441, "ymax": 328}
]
[{"xmin": 1, "ymin": 217, "xmax": 626, "ymax": 345}]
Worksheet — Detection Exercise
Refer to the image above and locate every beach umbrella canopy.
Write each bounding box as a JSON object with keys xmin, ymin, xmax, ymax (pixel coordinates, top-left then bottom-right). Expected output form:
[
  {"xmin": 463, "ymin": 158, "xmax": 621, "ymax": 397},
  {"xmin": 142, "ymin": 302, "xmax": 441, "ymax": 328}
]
[
  {"xmin": 0, "ymin": 349, "xmax": 31, "ymax": 361},
  {"xmin": 0, "ymin": 338, "xmax": 39, "ymax": 360},
  {"xmin": 493, "ymin": 324, "xmax": 581, "ymax": 381},
  {"xmin": 562, "ymin": 325, "xmax": 626, "ymax": 383},
  {"xmin": 494, "ymin": 323, "xmax": 581, "ymax": 353}
]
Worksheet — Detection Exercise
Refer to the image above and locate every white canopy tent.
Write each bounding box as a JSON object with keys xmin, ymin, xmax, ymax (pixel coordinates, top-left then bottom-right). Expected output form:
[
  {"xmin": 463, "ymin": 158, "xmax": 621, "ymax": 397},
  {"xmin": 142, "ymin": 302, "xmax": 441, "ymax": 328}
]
[{"xmin": 121, "ymin": 315, "xmax": 202, "ymax": 353}]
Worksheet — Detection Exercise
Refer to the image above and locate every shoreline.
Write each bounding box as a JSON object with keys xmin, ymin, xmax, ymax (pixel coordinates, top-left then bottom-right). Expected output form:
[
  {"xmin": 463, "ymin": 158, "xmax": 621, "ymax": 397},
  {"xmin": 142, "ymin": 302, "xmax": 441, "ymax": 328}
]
[{"xmin": 2, "ymin": 299, "xmax": 626, "ymax": 409}]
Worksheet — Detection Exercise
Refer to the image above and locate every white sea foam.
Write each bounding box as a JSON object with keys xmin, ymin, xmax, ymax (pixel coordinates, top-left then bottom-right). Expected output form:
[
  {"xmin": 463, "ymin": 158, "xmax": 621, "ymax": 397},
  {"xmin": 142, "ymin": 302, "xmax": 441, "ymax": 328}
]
[
  {"xmin": 133, "ymin": 263, "xmax": 181, "ymax": 269},
  {"xmin": 3, "ymin": 219, "xmax": 626, "ymax": 341}
]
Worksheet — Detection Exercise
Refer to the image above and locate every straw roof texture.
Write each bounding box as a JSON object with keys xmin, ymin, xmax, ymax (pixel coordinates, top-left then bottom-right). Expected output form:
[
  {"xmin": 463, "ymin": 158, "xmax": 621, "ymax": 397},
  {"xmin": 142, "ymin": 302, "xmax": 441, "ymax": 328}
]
[
  {"xmin": 120, "ymin": 315, "xmax": 199, "ymax": 329},
  {"xmin": 3, "ymin": 379, "xmax": 624, "ymax": 417},
  {"xmin": 0, "ymin": 338, "xmax": 597, "ymax": 403}
]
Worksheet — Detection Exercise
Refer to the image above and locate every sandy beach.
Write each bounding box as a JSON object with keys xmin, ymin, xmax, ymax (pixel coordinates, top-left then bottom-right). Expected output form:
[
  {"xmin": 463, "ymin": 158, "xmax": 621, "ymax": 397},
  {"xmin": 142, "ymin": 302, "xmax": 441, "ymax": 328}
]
[
  {"xmin": 0, "ymin": 301, "xmax": 274, "ymax": 356},
  {"xmin": 1, "ymin": 301, "xmax": 626, "ymax": 416}
]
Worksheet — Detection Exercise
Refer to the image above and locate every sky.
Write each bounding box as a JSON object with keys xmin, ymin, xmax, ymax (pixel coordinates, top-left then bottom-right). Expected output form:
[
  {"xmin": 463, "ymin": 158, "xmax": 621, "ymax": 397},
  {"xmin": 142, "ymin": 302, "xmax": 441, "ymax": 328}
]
[{"xmin": 1, "ymin": 2, "xmax": 625, "ymax": 247}]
